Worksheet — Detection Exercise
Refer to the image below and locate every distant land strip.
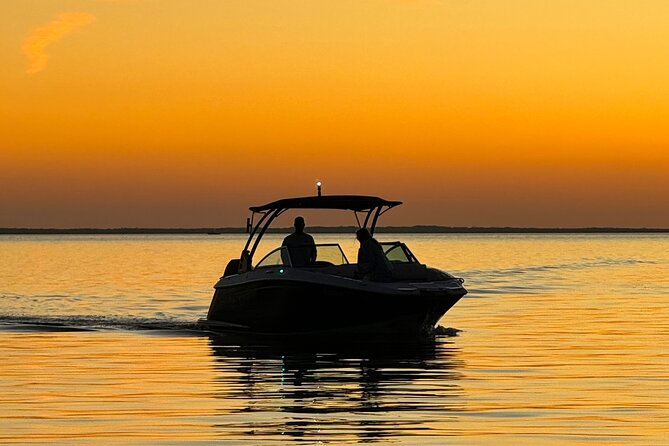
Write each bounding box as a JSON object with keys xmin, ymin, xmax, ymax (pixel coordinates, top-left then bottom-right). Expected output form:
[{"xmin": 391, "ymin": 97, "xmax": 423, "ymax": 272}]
[{"xmin": 1, "ymin": 226, "xmax": 668, "ymax": 234}]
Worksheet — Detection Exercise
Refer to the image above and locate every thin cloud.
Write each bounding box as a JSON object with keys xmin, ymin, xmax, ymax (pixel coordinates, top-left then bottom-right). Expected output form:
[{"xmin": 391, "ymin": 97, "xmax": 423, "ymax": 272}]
[{"xmin": 23, "ymin": 12, "xmax": 96, "ymax": 75}]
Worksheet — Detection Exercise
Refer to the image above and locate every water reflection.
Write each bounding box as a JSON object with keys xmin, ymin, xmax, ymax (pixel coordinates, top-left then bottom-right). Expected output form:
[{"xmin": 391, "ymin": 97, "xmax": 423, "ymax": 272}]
[{"xmin": 206, "ymin": 334, "xmax": 464, "ymax": 443}]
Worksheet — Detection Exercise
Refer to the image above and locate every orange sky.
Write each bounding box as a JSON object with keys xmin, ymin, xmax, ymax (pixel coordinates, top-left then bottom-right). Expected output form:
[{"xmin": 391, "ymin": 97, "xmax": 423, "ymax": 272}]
[{"xmin": 1, "ymin": 0, "xmax": 668, "ymax": 227}]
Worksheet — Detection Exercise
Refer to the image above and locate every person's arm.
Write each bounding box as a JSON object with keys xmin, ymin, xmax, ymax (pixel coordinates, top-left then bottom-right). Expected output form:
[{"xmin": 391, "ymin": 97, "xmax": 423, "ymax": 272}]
[
  {"xmin": 281, "ymin": 235, "xmax": 290, "ymax": 265},
  {"xmin": 357, "ymin": 244, "xmax": 371, "ymax": 274},
  {"xmin": 368, "ymin": 245, "xmax": 379, "ymax": 271}
]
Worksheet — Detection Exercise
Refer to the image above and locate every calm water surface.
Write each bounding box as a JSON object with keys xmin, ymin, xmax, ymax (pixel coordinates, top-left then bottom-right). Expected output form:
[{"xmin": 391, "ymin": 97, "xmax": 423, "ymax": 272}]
[{"xmin": 1, "ymin": 234, "xmax": 668, "ymax": 444}]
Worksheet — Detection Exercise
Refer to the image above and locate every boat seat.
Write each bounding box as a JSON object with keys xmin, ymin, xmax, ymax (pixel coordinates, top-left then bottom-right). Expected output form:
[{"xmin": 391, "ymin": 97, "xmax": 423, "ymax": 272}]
[{"xmin": 223, "ymin": 259, "xmax": 241, "ymax": 277}]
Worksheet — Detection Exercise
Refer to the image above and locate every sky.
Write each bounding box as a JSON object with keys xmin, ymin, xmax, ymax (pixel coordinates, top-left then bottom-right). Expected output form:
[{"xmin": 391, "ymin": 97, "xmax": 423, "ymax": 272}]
[{"xmin": 1, "ymin": 0, "xmax": 668, "ymax": 228}]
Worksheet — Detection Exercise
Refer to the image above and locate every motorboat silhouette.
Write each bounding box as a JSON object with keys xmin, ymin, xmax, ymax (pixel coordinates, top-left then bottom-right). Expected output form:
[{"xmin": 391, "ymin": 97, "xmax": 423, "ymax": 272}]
[{"xmin": 200, "ymin": 195, "xmax": 467, "ymax": 335}]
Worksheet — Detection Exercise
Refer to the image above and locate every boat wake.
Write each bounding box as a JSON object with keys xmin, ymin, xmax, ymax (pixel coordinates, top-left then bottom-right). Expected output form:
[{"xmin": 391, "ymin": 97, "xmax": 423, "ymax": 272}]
[
  {"xmin": 462, "ymin": 257, "xmax": 656, "ymax": 296},
  {"xmin": 0, "ymin": 314, "xmax": 203, "ymax": 333},
  {"xmin": 0, "ymin": 314, "xmax": 461, "ymax": 337}
]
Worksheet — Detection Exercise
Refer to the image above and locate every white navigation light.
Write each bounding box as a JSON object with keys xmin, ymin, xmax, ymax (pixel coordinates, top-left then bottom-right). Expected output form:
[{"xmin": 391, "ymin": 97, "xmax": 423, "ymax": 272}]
[{"xmin": 316, "ymin": 181, "xmax": 322, "ymax": 196}]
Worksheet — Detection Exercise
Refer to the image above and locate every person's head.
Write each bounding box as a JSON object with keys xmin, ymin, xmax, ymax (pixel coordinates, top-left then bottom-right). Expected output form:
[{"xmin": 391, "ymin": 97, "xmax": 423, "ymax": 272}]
[
  {"xmin": 294, "ymin": 216, "xmax": 306, "ymax": 233},
  {"xmin": 356, "ymin": 228, "xmax": 372, "ymax": 242}
]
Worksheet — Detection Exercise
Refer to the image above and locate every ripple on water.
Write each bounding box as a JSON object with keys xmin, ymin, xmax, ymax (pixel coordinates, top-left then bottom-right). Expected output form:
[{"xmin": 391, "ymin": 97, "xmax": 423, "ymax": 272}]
[{"xmin": 1, "ymin": 234, "xmax": 668, "ymax": 444}]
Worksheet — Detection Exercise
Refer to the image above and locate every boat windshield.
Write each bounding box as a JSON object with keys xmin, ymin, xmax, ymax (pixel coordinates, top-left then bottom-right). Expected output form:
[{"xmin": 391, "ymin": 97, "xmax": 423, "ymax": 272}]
[
  {"xmin": 255, "ymin": 243, "xmax": 350, "ymax": 269},
  {"xmin": 380, "ymin": 242, "xmax": 419, "ymax": 264}
]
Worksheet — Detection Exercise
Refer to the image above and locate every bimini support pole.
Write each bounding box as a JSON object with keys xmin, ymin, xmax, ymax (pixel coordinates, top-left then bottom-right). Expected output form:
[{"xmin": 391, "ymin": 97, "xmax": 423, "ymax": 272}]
[
  {"xmin": 248, "ymin": 207, "xmax": 286, "ymax": 261},
  {"xmin": 368, "ymin": 206, "xmax": 383, "ymax": 235}
]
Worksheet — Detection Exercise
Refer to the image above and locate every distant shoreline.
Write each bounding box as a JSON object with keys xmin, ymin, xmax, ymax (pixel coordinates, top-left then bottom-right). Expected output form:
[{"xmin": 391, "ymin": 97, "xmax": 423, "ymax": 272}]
[{"xmin": 1, "ymin": 226, "xmax": 668, "ymax": 234}]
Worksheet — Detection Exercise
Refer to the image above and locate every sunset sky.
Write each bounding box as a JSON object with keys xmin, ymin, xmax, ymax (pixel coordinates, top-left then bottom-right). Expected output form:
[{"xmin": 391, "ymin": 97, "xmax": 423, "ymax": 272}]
[{"xmin": 1, "ymin": 0, "xmax": 668, "ymax": 228}]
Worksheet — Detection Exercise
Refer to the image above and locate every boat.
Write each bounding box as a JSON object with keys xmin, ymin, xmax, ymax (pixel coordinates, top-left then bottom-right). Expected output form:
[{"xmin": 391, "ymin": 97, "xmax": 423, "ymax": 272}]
[{"xmin": 200, "ymin": 194, "xmax": 467, "ymax": 335}]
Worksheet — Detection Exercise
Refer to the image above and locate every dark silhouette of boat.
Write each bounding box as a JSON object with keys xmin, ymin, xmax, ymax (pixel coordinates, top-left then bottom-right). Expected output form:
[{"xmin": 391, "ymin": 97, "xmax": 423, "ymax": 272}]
[{"xmin": 200, "ymin": 195, "xmax": 467, "ymax": 335}]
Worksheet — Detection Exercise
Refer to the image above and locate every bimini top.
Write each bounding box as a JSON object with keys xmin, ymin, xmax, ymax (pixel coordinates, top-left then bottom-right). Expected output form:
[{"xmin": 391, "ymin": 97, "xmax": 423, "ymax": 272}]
[{"xmin": 249, "ymin": 195, "xmax": 402, "ymax": 213}]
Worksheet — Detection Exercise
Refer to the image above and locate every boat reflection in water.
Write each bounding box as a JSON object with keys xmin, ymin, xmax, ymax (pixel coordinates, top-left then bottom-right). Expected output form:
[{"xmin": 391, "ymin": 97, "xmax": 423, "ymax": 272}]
[{"xmin": 206, "ymin": 332, "xmax": 464, "ymax": 443}]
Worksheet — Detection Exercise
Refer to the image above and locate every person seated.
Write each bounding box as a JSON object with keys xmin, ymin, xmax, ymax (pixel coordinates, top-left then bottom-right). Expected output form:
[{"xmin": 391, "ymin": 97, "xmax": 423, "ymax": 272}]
[
  {"xmin": 282, "ymin": 216, "xmax": 317, "ymax": 267},
  {"xmin": 355, "ymin": 228, "xmax": 393, "ymax": 281}
]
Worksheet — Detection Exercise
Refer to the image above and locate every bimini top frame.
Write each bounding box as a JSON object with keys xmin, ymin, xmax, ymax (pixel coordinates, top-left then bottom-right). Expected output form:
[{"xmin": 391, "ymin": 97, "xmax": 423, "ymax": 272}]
[{"xmin": 242, "ymin": 195, "xmax": 402, "ymax": 265}]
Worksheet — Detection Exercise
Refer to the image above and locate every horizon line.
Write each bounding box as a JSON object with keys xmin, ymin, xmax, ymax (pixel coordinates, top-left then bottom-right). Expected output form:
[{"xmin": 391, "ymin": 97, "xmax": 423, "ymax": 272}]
[{"xmin": 1, "ymin": 226, "xmax": 668, "ymax": 234}]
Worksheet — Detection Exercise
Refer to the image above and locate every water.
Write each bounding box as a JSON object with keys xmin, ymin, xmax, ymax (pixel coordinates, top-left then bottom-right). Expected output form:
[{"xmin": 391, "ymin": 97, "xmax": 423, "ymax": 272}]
[{"xmin": 1, "ymin": 234, "xmax": 668, "ymax": 444}]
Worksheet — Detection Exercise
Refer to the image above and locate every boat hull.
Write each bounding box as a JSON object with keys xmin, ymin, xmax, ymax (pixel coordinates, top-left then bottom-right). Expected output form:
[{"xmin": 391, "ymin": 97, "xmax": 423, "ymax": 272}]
[{"xmin": 204, "ymin": 273, "xmax": 466, "ymax": 335}]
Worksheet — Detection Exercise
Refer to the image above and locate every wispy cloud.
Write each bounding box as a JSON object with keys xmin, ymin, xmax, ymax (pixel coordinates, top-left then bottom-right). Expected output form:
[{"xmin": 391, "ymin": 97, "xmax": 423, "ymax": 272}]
[{"xmin": 23, "ymin": 12, "xmax": 97, "ymax": 75}]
